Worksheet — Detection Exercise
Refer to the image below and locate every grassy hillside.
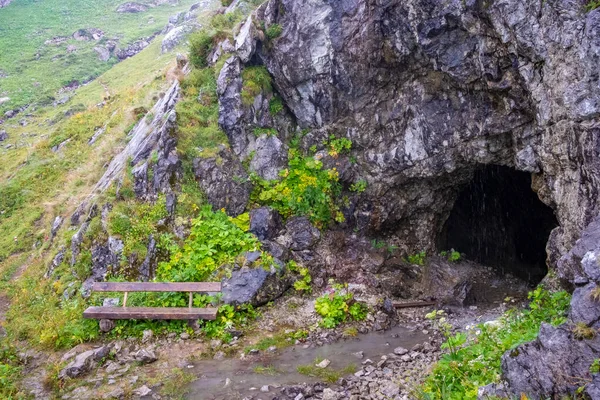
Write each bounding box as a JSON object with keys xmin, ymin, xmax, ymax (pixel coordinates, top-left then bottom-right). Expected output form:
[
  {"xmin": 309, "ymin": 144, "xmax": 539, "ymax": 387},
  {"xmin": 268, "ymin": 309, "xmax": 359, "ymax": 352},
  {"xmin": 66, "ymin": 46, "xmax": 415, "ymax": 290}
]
[{"xmin": 0, "ymin": 0, "xmax": 202, "ymax": 114}]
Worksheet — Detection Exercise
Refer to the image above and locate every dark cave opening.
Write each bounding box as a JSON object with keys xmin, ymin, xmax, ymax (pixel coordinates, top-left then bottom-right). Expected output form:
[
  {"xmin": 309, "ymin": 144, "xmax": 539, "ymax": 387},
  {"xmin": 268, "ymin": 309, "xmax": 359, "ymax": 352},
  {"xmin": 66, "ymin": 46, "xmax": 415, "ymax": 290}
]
[{"xmin": 437, "ymin": 165, "xmax": 558, "ymax": 285}]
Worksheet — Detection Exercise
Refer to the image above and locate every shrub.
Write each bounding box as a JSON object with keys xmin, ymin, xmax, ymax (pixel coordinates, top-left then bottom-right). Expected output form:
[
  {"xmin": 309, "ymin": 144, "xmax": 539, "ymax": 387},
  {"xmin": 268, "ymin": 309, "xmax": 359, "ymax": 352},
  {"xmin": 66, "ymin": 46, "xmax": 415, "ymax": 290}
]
[
  {"xmin": 156, "ymin": 205, "xmax": 261, "ymax": 283},
  {"xmin": 421, "ymin": 287, "xmax": 571, "ymax": 399},
  {"xmin": 266, "ymin": 24, "xmax": 283, "ymax": 39},
  {"xmin": 189, "ymin": 30, "xmax": 215, "ymax": 69},
  {"xmin": 252, "ymin": 149, "xmax": 343, "ymax": 227},
  {"xmin": 314, "ymin": 282, "xmax": 368, "ymax": 328}
]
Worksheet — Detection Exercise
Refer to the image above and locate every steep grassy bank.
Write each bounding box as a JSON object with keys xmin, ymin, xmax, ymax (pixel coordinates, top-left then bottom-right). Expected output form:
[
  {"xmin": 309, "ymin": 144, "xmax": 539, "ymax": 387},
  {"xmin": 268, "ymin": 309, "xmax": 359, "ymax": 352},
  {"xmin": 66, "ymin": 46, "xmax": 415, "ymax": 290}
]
[{"xmin": 0, "ymin": 0, "xmax": 203, "ymax": 113}]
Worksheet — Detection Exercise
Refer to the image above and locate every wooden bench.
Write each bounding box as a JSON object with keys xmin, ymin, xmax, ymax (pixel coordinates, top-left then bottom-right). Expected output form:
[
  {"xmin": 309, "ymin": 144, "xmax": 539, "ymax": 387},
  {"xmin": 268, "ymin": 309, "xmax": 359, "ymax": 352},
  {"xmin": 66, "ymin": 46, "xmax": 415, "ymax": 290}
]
[{"xmin": 83, "ymin": 282, "xmax": 222, "ymax": 321}]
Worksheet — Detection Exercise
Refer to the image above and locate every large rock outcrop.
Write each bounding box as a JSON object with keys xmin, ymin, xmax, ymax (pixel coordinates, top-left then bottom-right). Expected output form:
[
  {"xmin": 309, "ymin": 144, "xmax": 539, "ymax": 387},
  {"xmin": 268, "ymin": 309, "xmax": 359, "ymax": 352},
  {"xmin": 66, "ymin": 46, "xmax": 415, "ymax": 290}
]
[
  {"xmin": 214, "ymin": 0, "xmax": 600, "ymax": 397},
  {"xmin": 218, "ymin": 0, "xmax": 600, "ymax": 286}
]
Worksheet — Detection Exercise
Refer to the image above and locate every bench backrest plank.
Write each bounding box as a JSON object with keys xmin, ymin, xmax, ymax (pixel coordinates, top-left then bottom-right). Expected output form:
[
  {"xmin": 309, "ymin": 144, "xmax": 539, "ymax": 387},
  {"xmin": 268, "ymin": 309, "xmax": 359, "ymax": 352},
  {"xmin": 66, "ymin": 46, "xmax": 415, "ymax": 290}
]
[{"xmin": 92, "ymin": 282, "xmax": 222, "ymax": 293}]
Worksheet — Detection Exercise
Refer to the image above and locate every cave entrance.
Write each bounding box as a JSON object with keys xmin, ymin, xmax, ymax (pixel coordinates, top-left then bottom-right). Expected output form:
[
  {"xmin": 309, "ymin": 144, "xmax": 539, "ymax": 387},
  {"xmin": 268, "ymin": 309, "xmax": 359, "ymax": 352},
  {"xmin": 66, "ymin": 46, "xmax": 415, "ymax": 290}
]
[{"xmin": 437, "ymin": 165, "xmax": 558, "ymax": 285}]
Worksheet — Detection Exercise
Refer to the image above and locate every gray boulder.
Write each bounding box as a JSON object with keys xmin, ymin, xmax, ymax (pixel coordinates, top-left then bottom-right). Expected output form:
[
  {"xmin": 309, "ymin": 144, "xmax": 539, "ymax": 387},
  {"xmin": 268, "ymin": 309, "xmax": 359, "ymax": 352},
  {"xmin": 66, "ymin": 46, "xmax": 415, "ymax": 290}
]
[
  {"xmin": 488, "ymin": 323, "xmax": 600, "ymax": 398},
  {"xmin": 161, "ymin": 23, "xmax": 198, "ymax": 53},
  {"xmin": 193, "ymin": 148, "xmax": 251, "ymax": 217},
  {"xmin": 59, "ymin": 345, "xmax": 112, "ymax": 379},
  {"xmin": 94, "ymin": 46, "xmax": 111, "ymax": 62},
  {"xmin": 249, "ymin": 207, "xmax": 282, "ymax": 241},
  {"xmin": 222, "ymin": 264, "xmax": 291, "ymax": 307},
  {"xmin": 250, "ymin": 134, "xmax": 287, "ymax": 180},
  {"xmin": 285, "ymin": 217, "xmax": 320, "ymax": 251},
  {"xmin": 133, "ymin": 348, "xmax": 157, "ymax": 364},
  {"xmin": 0, "ymin": 130, "xmax": 7, "ymax": 142},
  {"xmin": 116, "ymin": 2, "xmax": 148, "ymax": 13}
]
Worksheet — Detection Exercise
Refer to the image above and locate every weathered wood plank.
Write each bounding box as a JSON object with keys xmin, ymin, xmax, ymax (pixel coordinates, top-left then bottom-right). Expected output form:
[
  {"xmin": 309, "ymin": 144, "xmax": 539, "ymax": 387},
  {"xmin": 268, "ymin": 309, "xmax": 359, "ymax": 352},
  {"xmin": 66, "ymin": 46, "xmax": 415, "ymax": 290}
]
[
  {"xmin": 91, "ymin": 282, "xmax": 222, "ymax": 293},
  {"xmin": 392, "ymin": 301, "xmax": 437, "ymax": 308},
  {"xmin": 83, "ymin": 306, "xmax": 218, "ymax": 320}
]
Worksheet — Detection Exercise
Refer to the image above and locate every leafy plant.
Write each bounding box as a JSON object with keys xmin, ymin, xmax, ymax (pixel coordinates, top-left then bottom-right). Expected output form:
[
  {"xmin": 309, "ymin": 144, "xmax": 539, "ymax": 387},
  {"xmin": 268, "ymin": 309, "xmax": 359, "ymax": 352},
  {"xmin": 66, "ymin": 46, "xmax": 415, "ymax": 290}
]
[
  {"xmin": 350, "ymin": 179, "xmax": 367, "ymax": 193},
  {"xmin": 156, "ymin": 205, "xmax": 261, "ymax": 283},
  {"xmin": 439, "ymin": 249, "xmax": 461, "ymax": 262},
  {"xmin": 406, "ymin": 251, "xmax": 426, "ymax": 265},
  {"xmin": 252, "ymin": 149, "xmax": 343, "ymax": 227},
  {"xmin": 421, "ymin": 288, "xmax": 571, "ymax": 399},
  {"xmin": 327, "ymin": 135, "xmax": 352, "ymax": 157},
  {"xmin": 591, "ymin": 359, "xmax": 600, "ymax": 374},
  {"xmin": 288, "ymin": 260, "xmax": 312, "ymax": 293},
  {"xmin": 314, "ymin": 282, "xmax": 368, "ymax": 328}
]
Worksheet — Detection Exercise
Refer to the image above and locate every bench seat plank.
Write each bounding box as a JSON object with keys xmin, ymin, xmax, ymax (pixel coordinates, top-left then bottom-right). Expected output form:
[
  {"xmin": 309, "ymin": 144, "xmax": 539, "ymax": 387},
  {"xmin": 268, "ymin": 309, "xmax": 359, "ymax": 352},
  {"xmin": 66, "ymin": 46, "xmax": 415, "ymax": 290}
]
[
  {"xmin": 91, "ymin": 282, "xmax": 222, "ymax": 293},
  {"xmin": 83, "ymin": 306, "xmax": 218, "ymax": 320}
]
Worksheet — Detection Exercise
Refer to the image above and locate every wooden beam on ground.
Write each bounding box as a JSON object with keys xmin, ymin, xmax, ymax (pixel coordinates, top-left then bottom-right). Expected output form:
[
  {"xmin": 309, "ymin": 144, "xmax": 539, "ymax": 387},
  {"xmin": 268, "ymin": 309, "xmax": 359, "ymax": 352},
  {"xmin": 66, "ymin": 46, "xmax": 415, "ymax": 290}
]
[
  {"xmin": 91, "ymin": 282, "xmax": 222, "ymax": 293},
  {"xmin": 392, "ymin": 301, "xmax": 437, "ymax": 309},
  {"xmin": 83, "ymin": 306, "xmax": 218, "ymax": 320}
]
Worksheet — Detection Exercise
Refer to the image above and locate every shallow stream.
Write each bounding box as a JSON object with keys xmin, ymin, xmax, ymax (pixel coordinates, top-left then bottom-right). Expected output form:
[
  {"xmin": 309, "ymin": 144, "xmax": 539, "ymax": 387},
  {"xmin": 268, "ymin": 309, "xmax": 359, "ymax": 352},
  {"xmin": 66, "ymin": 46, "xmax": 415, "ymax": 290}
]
[{"xmin": 186, "ymin": 325, "xmax": 428, "ymax": 399}]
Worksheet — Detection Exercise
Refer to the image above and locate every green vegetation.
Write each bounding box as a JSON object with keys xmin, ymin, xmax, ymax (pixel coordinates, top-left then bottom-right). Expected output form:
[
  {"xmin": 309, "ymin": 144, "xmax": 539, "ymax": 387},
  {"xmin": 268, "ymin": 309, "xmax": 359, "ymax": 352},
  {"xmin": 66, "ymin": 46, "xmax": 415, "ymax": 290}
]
[
  {"xmin": 297, "ymin": 359, "xmax": 357, "ymax": 383},
  {"xmin": 156, "ymin": 206, "xmax": 260, "ymax": 283},
  {"xmin": 252, "ymin": 149, "xmax": 343, "ymax": 227},
  {"xmin": 288, "ymin": 260, "xmax": 312, "ymax": 293},
  {"xmin": 406, "ymin": 251, "xmax": 427, "ymax": 265},
  {"xmin": 269, "ymin": 96, "xmax": 284, "ymax": 115},
  {"xmin": 326, "ymin": 136, "xmax": 352, "ymax": 158},
  {"xmin": 439, "ymin": 249, "xmax": 461, "ymax": 262},
  {"xmin": 590, "ymin": 358, "xmax": 600, "ymax": 374},
  {"xmin": 586, "ymin": 1, "xmax": 600, "ymax": 11},
  {"xmin": 350, "ymin": 179, "xmax": 367, "ymax": 193},
  {"xmin": 314, "ymin": 282, "xmax": 368, "ymax": 328},
  {"xmin": 0, "ymin": 0, "xmax": 203, "ymax": 113},
  {"xmin": 253, "ymin": 365, "xmax": 279, "ymax": 375},
  {"xmin": 241, "ymin": 66, "xmax": 273, "ymax": 106},
  {"xmin": 244, "ymin": 330, "xmax": 307, "ymax": 353},
  {"xmin": 420, "ymin": 287, "xmax": 571, "ymax": 399},
  {"xmin": 253, "ymin": 127, "xmax": 278, "ymax": 137},
  {"xmin": 0, "ymin": 342, "xmax": 25, "ymax": 398},
  {"xmin": 266, "ymin": 24, "xmax": 283, "ymax": 39},
  {"xmin": 371, "ymin": 239, "xmax": 398, "ymax": 253}
]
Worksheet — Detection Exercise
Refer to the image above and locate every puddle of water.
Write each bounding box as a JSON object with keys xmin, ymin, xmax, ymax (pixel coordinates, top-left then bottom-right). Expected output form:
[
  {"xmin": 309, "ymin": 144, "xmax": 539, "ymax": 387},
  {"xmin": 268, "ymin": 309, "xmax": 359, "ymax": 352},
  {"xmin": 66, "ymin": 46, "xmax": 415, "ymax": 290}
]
[{"xmin": 186, "ymin": 325, "xmax": 428, "ymax": 399}]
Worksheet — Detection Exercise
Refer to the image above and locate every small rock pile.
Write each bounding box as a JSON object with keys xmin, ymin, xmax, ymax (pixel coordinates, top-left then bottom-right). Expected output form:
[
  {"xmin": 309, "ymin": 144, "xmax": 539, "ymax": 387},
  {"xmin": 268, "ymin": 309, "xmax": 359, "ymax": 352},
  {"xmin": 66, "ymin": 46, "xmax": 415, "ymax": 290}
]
[{"xmin": 240, "ymin": 341, "xmax": 442, "ymax": 400}]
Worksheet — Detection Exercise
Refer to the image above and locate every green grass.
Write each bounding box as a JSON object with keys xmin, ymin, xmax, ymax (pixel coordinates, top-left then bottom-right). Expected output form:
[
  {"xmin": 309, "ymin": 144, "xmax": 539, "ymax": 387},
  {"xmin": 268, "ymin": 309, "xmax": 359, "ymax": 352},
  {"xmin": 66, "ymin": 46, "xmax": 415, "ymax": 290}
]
[
  {"xmin": 420, "ymin": 287, "xmax": 571, "ymax": 399},
  {"xmin": 0, "ymin": 0, "xmax": 211, "ymax": 114},
  {"xmin": 296, "ymin": 359, "xmax": 357, "ymax": 384}
]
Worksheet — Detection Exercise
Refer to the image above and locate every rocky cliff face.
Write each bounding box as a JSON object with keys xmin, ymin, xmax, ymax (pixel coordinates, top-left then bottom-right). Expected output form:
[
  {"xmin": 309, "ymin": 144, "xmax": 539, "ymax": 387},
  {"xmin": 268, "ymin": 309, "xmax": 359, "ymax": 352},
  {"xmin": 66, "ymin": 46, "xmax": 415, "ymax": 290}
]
[
  {"xmin": 213, "ymin": 0, "xmax": 600, "ymax": 397},
  {"xmin": 219, "ymin": 0, "xmax": 600, "ymax": 287}
]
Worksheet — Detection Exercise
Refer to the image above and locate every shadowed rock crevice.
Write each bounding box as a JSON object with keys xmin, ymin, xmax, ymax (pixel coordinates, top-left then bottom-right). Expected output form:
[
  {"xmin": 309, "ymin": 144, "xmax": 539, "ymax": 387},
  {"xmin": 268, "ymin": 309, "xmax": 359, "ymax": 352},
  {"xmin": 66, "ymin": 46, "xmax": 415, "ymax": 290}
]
[{"xmin": 438, "ymin": 165, "xmax": 557, "ymax": 285}]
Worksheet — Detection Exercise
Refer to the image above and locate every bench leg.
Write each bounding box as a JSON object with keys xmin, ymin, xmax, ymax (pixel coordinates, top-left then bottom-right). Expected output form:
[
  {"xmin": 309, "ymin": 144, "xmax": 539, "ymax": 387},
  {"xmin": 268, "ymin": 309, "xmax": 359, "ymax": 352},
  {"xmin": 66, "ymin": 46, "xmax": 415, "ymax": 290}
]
[{"xmin": 99, "ymin": 319, "xmax": 115, "ymax": 333}]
